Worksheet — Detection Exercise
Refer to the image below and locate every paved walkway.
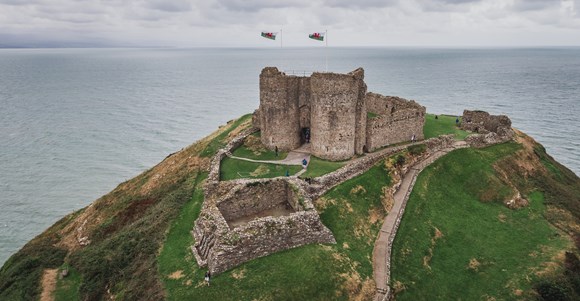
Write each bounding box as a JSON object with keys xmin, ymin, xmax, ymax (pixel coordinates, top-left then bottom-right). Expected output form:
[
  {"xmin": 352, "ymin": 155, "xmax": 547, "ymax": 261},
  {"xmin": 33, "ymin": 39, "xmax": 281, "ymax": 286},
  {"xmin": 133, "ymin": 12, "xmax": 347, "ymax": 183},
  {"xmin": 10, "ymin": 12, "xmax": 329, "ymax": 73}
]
[{"xmin": 373, "ymin": 141, "xmax": 467, "ymax": 301}]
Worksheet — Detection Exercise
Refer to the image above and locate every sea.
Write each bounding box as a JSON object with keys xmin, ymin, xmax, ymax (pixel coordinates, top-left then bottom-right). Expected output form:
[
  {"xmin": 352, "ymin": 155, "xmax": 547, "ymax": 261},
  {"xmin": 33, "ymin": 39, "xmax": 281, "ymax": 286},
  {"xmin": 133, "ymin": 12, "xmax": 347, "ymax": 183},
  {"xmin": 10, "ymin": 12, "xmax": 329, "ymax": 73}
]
[{"xmin": 1, "ymin": 47, "xmax": 579, "ymax": 265}]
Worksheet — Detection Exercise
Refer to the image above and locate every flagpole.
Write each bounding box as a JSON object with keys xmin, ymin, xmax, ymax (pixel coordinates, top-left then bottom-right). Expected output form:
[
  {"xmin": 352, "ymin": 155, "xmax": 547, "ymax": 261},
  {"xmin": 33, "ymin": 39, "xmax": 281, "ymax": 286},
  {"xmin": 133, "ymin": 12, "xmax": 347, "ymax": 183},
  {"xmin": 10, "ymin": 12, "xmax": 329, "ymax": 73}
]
[
  {"xmin": 325, "ymin": 29, "xmax": 328, "ymax": 72},
  {"xmin": 280, "ymin": 28, "xmax": 283, "ymax": 48}
]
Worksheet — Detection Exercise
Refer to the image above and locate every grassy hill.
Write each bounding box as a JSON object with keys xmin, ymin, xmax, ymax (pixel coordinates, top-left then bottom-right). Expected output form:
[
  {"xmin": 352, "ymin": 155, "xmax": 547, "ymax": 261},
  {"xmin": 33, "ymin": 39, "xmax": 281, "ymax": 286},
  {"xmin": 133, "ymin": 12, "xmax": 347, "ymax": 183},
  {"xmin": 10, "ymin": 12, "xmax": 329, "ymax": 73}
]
[{"xmin": 0, "ymin": 114, "xmax": 579, "ymax": 301}]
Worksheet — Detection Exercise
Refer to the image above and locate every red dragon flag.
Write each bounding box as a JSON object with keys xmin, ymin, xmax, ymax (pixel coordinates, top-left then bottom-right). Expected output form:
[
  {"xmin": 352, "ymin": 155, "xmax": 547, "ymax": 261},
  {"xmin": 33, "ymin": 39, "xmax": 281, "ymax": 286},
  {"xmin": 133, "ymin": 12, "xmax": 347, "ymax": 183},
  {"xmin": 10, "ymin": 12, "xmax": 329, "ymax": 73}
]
[
  {"xmin": 308, "ymin": 32, "xmax": 325, "ymax": 41},
  {"xmin": 261, "ymin": 32, "xmax": 277, "ymax": 40}
]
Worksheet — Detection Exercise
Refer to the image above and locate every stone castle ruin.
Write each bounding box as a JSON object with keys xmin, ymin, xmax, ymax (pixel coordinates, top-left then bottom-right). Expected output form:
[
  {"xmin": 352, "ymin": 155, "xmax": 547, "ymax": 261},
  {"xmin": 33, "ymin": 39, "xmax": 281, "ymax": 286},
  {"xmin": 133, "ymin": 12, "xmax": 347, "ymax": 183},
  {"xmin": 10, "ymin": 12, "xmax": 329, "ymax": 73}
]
[
  {"xmin": 253, "ymin": 67, "xmax": 426, "ymax": 161},
  {"xmin": 191, "ymin": 67, "xmax": 515, "ymax": 279}
]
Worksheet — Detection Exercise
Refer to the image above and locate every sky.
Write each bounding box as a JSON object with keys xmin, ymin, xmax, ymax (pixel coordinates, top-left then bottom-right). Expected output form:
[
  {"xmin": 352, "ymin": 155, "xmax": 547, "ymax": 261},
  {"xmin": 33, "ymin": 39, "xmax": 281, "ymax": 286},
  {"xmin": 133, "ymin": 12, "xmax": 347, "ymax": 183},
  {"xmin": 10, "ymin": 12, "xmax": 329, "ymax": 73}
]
[{"xmin": 0, "ymin": 0, "xmax": 579, "ymax": 47}]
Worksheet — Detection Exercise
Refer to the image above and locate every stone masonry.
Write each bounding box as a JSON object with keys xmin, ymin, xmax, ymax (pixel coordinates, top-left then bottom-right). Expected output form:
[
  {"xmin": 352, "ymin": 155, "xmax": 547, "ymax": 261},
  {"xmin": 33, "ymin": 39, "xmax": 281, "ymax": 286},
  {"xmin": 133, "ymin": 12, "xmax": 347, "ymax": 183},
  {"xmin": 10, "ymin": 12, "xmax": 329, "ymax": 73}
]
[{"xmin": 254, "ymin": 67, "xmax": 425, "ymax": 161}]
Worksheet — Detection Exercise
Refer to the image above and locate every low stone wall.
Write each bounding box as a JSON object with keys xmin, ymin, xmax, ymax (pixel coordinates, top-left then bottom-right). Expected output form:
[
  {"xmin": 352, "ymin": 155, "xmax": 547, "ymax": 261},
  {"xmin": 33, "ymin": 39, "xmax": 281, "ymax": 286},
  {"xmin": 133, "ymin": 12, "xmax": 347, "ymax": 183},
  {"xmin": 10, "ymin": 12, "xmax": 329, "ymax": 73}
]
[
  {"xmin": 208, "ymin": 211, "xmax": 335, "ymax": 274},
  {"xmin": 306, "ymin": 135, "xmax": 455, "ymax": 200}
]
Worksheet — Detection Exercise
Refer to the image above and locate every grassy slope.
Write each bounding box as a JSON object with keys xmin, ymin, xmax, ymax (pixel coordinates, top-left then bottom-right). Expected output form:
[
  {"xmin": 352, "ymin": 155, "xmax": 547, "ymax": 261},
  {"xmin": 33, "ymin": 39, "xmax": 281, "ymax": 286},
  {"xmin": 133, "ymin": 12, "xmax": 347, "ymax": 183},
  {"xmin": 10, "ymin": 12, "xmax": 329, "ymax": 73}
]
[
  {"xmin": 231, "ymin": 132, "xmax": 289, "ymax": 161},
  {"xmin": 424, "ymin": 113, "xmax": 469, "ymax": 140},
  {"xmin": 391, "ymin": 141, "xmax": 578, "ymax": 300},
  {"xmin": 0, "ymin": 115, "xmax": 253, "ymax": 301},
  {"xmin": 300, "ymin": 156, "xmax": 346, "ymax": 178},
  {"xmin": 157, "ymin": 161, "xmax": 391, "ymax": 301}
]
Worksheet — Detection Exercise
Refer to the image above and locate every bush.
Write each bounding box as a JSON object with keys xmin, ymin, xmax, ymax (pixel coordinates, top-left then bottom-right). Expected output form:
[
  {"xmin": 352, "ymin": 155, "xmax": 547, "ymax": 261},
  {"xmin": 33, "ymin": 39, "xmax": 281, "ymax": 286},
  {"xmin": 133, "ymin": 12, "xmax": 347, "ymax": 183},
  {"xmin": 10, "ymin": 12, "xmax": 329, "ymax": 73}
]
[{"xmin": 407, "ymin": 144, "xmax": 427, "ymax": 156}]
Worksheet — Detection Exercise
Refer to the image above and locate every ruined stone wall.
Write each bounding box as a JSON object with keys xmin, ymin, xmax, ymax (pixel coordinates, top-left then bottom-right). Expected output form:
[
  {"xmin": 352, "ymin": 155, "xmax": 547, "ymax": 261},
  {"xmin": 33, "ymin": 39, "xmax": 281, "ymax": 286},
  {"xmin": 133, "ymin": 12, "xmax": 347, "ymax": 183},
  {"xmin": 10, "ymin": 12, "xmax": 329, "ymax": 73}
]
[
  {"xmin": 257, "ymin": 67, "xmax": 302, "ymax": 151},
  {"xmin": 365, "ymin": 93, "xmax": 426, "ymax": 152},
  {"xmin": 310, "ymin": 68, "xmax": 367, "ymax": 160},
  {"xmin": 461, "ymin": 110, "xmax": 512, "ymax": 135},
  {"xmin": 217, "ymin": 180, "xmax": 295, "ymax": 224},
  {"xmin": 208, "ymin": 211, "xmax": 335, "ymax": 274}
]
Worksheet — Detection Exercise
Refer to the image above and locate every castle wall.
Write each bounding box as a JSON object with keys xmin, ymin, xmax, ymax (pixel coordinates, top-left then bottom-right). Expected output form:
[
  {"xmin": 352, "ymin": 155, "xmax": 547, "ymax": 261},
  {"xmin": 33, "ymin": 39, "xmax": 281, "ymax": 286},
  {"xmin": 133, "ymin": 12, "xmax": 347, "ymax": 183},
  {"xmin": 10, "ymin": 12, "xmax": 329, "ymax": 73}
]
[
  {"xmin": 217, "ymin": 181, "xmax": 297, "ymax": 225},
  {"xmin": 208, "ymin": 211, "xmax": 335, "ymax": 275},
  {"xmin": 365, "ymin": 93, "xmax": 426, "ymax": 151},
  {"xmin": 461, "ymin": 110, "xmax": 512, "ymax": 136},
  {"xmin": 310, "ymin": 68, "xmax": 367, "ymax": 161},
  {"xmin": 258, "ymin": 67, "xmax": 302, "ymax": 151}
]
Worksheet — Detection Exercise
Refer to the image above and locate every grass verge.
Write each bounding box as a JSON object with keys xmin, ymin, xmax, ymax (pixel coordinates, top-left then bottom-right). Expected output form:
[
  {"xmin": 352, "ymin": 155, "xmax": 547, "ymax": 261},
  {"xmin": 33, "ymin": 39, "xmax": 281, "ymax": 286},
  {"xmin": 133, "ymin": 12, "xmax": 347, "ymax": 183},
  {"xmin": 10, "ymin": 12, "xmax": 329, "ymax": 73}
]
[
  {"xmin": 391, "ymin": 143, "xmax": 570, "ymax": 300},
  {"xmin": 300, "ymin": 156, "xmax": 347, "ymax": 178},
  {"xmin": 423, "ymin": 113, "xmax": 469, "ymax": 140},
  {"xmin": 220, "ymin": 158, "xmax": 302, "ymax": 180}
]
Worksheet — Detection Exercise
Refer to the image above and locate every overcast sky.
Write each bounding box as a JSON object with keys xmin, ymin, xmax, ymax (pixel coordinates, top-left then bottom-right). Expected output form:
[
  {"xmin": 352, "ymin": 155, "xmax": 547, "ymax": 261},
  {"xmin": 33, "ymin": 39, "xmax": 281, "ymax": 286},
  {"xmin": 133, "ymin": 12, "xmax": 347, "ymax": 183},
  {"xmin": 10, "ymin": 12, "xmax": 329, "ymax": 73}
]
[{"xmin": 0, "ymin": 0, "xmax": 579, "ymax": 47}]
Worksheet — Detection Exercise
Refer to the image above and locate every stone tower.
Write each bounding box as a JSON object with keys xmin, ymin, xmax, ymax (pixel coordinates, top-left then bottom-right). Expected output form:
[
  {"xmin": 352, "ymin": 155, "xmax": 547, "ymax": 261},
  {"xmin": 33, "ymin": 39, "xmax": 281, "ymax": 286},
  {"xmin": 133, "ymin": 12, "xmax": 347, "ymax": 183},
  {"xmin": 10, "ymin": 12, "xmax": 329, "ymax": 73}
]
[
  {"xmin": 310, "ymin": 68, "xmax": 367, "ymax": 161},
  {"xmin": 257, "ymin": 67, "xmax": 303, "ymax": 151}
]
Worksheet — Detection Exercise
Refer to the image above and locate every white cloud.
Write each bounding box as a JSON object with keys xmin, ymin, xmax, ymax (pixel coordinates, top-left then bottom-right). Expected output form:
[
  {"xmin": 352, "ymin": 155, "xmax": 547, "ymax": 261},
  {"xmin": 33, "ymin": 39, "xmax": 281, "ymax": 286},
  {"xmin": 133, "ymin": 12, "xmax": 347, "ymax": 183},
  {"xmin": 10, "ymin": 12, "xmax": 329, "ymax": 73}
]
[{"xmin": 0, "ymin": 0, "xmax": 578, "ymax": 47}]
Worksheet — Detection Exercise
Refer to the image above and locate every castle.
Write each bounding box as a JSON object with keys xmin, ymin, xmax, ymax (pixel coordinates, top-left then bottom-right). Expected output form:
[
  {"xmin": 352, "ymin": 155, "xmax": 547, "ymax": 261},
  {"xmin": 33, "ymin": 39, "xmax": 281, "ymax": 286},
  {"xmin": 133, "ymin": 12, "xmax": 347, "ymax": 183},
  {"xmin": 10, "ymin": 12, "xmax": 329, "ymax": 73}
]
[
  {"xmin": 253, "ymin": 67, "xmax": 426, "ymax": 161},
  {"xmin": 191, "ymin": 67, "xmax": 435, "ymax": 275}
]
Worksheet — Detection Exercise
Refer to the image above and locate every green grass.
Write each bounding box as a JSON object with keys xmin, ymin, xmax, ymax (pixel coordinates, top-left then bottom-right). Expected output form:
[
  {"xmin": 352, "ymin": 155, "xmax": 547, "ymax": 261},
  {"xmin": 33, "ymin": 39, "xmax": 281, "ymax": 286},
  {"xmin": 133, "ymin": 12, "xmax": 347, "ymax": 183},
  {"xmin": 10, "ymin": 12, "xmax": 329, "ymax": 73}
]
[
  {"xmin": 158, "ymin": 173, "xmax": 207, "ymax": 300},
  {"xmin": 220, "ymin": 157, "xmax": 302, "ymax": 180},
  {"xmin": 157, "ymin": 161, "xmax": 392, "ymax": 301},
  {"xmin": 423, "ymin": 114, "xmax": 469, "ymax": 140},
  {"xmin": 319, "ymin": 161, "xmax": 391, "ymax": 279},
  {"xmin": 201, "ymin": 114, "xmax": 253, "ymax": 157},
  {"xmin": 368, "ymin": 112, "xmax": 379, "ymax": 119},
  {"xmin": 300, "ymin": 156, "xmax": 346, "ymax": 178},
  {"xmin": 391, "ymin": 143, "xmax": 570, "ymax": 301},
  {"xmin": 54, "ymin": 266, "xmax": 81, "ymax": 301}
]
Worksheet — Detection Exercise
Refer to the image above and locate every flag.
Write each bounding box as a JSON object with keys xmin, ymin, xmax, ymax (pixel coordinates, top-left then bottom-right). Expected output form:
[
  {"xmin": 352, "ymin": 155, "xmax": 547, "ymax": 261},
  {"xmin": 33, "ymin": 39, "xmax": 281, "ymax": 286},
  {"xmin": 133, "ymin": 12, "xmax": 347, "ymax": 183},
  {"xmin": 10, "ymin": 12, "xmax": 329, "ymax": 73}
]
[
  {"xmin": 309, "ymin": 32, "xmax": 324, "ymax": 41},
  {"xmin": 261, "ymin": 32, "xmax": 277, "ymax": 40}
]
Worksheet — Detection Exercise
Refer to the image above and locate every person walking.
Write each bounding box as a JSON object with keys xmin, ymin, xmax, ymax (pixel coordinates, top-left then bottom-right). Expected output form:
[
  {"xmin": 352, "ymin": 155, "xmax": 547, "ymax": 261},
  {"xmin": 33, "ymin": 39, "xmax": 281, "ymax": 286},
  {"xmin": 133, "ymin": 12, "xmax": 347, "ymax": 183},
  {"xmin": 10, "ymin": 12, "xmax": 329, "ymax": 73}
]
[{"xmin": 205, "ymin": 271, "xmax": 211, "ymax": 286}]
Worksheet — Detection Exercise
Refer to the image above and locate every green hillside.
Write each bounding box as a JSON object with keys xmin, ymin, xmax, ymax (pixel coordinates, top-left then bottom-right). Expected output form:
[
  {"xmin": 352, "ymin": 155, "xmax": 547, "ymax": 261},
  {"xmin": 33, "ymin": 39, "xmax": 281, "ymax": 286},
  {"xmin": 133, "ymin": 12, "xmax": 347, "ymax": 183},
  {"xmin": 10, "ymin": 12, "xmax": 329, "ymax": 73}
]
[{"xmin": 0, "ymin": 115, "xmax": 579, "ymax": 301}]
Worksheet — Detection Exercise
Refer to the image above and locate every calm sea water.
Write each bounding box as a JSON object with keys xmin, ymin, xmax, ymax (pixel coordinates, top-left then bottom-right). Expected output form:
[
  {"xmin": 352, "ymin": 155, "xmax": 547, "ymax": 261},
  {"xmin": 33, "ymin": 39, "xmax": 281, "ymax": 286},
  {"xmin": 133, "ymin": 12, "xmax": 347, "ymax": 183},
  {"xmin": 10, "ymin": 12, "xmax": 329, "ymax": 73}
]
[{"xmin": 1, "ymin": 48, "xmax": 579, "ymax": 265}]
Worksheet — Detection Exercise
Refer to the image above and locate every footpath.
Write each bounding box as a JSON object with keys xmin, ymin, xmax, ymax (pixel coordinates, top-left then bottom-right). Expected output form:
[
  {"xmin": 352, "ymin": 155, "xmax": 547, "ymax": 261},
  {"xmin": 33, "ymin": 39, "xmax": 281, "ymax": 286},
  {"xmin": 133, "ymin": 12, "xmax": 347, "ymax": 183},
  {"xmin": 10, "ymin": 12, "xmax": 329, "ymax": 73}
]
[{"xmin": 373, "ymin": 141, "xmax": 468, "ymax": 301}]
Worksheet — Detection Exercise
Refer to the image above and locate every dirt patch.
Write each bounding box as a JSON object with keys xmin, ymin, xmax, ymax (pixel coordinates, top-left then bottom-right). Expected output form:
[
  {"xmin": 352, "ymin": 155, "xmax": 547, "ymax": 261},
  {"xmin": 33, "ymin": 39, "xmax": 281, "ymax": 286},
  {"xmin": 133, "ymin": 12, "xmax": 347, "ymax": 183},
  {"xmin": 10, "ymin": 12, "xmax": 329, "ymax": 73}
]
[
  {"xmin": 534, "ymin": 250, "xmax": 566, "ymax": 277},
  {"xmin": 185, "ymin": 279, "xmax": 192, "ymax": 286},
  {"xmin": 168, "ymin": 270, "xmax": 184, "ymax": 280},
  {"xmin": 339, "ymin": 271, "xmax": 375, "ymax": 301},
  {"xmin": 315, "ymin": 197, "xmax": 337, "ymax": 212},
  {"xmin": 350, "ymin": 185, "xmax": 366, "ymax": 195},
  {"xmin": 344, "ymin": 202, "xmax": 354, "ymax": 213},
  {"xmin": 250, "ymin": 164, "xmax": 270, "ymax": 177},
  {"xmin": 546, "ymin": 206, "xmax": 580, "ymax": 234},
  {"xmin": 513, "ymin": 289, "xmax": 524, "ymax": 296},
  {"xmin": 40, "ymin": 269, "xmax": 58, "ymax": 301},
  {"xmin": 381, "ymin": 186, "xmax": 395, "ymax": 212},
  {"xmin": 393, "ymin": 280, "xmax": 406, "ymax": 294},
  {"xmin": 342, "ymin": 242, "xmax": 350, "ymax": 249},
  {"xmin": 423, "ymin": 227, "xmax": 444, "ymax": 269},
  {"xmin": 498, "ymin": 213, "xmax": 507, "ymax": 223},
  {"xmin": 368, "ymin": 207, "xmax": 384, "ymax": 225},
  {"xmin": 232, "ymin": 268, "xmax": 246, "ymax": 280},
  {"xmin": 467, "ymin": 258, "xmax": 481, "ymax": 272}
]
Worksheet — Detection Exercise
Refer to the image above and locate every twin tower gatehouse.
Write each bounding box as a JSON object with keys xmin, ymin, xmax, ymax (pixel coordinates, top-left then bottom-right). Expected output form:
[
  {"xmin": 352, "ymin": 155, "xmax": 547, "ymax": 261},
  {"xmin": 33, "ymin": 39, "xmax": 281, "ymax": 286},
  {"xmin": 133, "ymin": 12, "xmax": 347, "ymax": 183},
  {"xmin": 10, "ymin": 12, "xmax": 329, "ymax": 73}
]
[{"xmin": 253, "ymin": 67, "xmax": 426, "ymax": 161}]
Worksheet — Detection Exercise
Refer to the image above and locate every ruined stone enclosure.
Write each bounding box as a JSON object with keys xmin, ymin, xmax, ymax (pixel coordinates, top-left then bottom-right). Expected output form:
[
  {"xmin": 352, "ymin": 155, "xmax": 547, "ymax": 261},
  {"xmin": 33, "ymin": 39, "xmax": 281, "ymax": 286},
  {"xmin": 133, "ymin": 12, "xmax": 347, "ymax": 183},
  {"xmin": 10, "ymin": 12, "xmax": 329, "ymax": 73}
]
[
  {"xmin": 192, "ymin": 175, "xmax": 335, "ymax": 275},
  {"xmin": 253, "ymin": 67, "xmax": 426, "ymax": 161}
]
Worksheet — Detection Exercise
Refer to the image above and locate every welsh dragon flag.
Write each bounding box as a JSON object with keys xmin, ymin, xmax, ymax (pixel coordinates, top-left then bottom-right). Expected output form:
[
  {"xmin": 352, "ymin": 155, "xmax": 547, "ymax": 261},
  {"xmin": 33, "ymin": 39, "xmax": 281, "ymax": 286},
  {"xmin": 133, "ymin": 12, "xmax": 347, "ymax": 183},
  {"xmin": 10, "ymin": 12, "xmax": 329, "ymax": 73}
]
[
  {"xmin": 309, "ymin": 32, "xmax": 324, "ymax": 41},
  {"xmin": 261, "ymin": 32, "xmax": 277, "ymax": 40}
]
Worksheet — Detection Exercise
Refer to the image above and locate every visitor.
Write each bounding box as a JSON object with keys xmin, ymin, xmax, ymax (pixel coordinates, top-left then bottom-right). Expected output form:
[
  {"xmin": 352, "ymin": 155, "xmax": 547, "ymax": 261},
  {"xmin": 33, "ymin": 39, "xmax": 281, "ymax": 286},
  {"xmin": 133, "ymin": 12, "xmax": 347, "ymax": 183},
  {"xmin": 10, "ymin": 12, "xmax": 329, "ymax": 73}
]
[
  {"xmin": 302, "ymin": 158, "xmax": 308, "ymax": 169},
  {"xmin": 411, "ymin": 134, "xmax": 416, "ymax": 143},
  {"xmin": 285, "ymin": 169, "xmax": 289, "ymax": 177},
  {"xmin": 435, "ymin": 115, "xmax": 438, "ymax": 120},
  {"xmin": 205, "ymin": 271, "xmax": 211, "ymax": 286},
  {"xmin": 456, "ymin": 117, "xmax": 460, "ymax": 125}
]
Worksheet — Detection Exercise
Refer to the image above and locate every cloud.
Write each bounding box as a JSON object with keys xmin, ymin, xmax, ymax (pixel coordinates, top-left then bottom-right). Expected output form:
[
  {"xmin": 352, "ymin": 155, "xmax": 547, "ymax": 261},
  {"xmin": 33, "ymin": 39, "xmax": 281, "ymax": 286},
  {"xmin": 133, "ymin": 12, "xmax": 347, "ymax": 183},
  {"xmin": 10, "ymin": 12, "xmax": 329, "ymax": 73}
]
[
  {"xmin": 0, "ymin": 0, "xmax": 578, "ymax": 47},
  {"xmin": 147, "ymin": 0, "xmax": 192, "ymax": 12}
]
